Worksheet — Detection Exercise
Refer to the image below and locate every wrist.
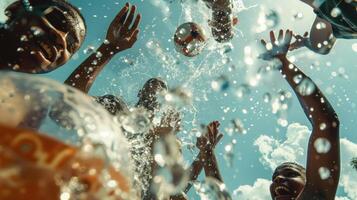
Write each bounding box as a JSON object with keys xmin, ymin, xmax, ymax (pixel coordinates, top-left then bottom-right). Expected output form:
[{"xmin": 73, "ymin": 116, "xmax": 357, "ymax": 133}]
[{"xmin": 97, "ymin": 43, "xmax": 119, "ymax": 58}]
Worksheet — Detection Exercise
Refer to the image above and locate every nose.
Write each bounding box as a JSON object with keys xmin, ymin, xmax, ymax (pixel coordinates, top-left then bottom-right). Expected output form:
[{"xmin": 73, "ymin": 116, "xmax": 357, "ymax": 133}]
[{"xmin": 273, "ymin": 175, "xmax": 287, "ymax": 184}]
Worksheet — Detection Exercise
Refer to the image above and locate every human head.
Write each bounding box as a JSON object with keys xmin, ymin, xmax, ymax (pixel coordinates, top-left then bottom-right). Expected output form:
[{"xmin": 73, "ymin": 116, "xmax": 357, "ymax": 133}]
[
  {"xmin": 2, "ymin": 0, "xmax": 86, "ymax": 73},
  {"xmin": 136, "ymin": 78, "xmax": 168, "ymax": 112},
  {"xmin": 270, "ymin": 162, "xmax": 306, "ymax": 200}
]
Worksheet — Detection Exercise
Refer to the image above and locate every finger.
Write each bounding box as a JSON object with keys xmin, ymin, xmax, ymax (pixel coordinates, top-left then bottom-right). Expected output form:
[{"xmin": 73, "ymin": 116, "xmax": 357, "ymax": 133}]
[
  {"xmin": 284, "ymin": 30, "xmax": 293, "ymax": 44},
  {"xmin": 129, "ymin": 14, "xmax": 141, "ymax": 33},
  {"xmin": 123, "ymin": 5, "xmax": 137, "ymax": 30},
  {"xmin": 278, "ymin": 29, "xmax": 284, "ymax": 42},
  {"xmin": 111, "ymin": 3, "xmax": 129, "ymax": 27},
  {"xmin": 269, "ymin": 31, "xmax": 276, "ymax": 44},
  {"xmin": 215, "ymin": 134, "xmax": 223, "ymax": 146}
]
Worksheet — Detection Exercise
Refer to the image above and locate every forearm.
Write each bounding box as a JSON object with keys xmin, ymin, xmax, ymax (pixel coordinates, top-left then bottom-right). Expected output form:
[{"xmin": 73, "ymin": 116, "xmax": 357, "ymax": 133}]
[
  {"xmin": 202, "ymin": 150, "xmax": 223, "ymax": 182},
  {"xmin": 279, "ymin": 57, "xmax": 338, "ymax": 125},
  {"xmin": 64, "ymin": 44, "xmax": 117, "ymax": 93},
  {"xmin": 184, "ymin": 151, "xmax": 205, "ymax": 193}
]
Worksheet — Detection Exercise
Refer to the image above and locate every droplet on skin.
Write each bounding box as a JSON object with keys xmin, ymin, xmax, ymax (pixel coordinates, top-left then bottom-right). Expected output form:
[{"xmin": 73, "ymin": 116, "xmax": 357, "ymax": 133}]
[
  {"xmin": 318, "ymin": 167, "xmax": 330, "ymax": 180},
  {"xmin": 314, "ymin": 138, "xmax": 331, "ymax": 153}
]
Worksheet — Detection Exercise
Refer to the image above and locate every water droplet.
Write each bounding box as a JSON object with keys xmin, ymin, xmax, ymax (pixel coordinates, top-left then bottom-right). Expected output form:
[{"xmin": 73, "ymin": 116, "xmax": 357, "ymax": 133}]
[
  {"xmin": 263, "ymin": 93, "xmax": 271, "ymax": 103},
  {"xmin": 17, "ymin": 47, "xmax": 24, "ymax": 52},
  {"xmin": 352, "ymin": 43, "xmax": 357, "ymax": 52},
  {"xmin": 211, "ymin": 76, "xmax": 230, "ymax": 92},
  {"xmin": 293, "ymin": 74, "xmax": 303, "ymax": 84},
  {"xmin": 314, "ymin": 138, "xmax": 331, "ymax": 154},
  {"xmin": 120, "ymin": 108, "xmax": 151, "ymax": 135},
  {"xmin": 30, "ymin": 26, "xmax": 44, "ymax": 36},
  {"xmin": 330, "ymin": 7, "xmax": 341, "ymax": 18},
  {"xmin": 194, "ymin": 177, "xmax": 232, "ymax": 200},
  {"xmin": 83, "ymin": 46, "xmax": 95, "ymax": 54},
  {"xmin": 95, "ymin": 51, "xmax": 102, "ymax": 58},
  {"xmin": 297, "ymin": 78, "xmax": 316, "ymax": 96},
  {"xmin": 318, "ymin": 167, "xmax": 330, "ymax": 180},
  {"xmin": 224, "ymin": 143, "xmax": 234, "ymax": 167},
  {"xmin": 319, "ymin": 123, "xmax": 327, "ymax": 130},
  {"xmin": 20, "ymin": 35, "xmax": 28, "ymax": 42},
  {"xmin": 235, "ymin": 84, "xmax": 250, "ymax": 98}
]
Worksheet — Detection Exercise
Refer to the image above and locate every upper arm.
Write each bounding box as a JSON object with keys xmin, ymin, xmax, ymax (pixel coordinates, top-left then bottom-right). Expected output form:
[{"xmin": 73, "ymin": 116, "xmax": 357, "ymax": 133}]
[
  {"xmin": 308, "ymin": 16, "xmax": 336, "ymax": 55},
  {"xmin": 299, "ymin": 120, "xmax": 340, "ymax": 200}
]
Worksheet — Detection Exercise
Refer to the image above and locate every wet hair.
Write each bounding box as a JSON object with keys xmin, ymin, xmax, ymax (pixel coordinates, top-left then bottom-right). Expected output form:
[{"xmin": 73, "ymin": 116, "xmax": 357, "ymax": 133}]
[
  {"xmin": 6, "ymin": 0, "xmax": 86, "ymax": 52},
  {"xmin": 274, "ymin": 162, "xmax": 307, "ymax": 181}
]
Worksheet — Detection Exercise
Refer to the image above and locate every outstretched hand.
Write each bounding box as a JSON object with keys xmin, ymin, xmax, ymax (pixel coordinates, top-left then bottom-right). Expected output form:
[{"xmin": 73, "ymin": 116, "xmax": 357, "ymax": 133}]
[
  {"xmin": 105, "ymin": 3, "xmax": 141, "ymax": 53},
  {"xmin": 259, "ymin": 29, "xmax": 293, "ymax": 61},
  {"xmin": 196, "ymin": 121, "xmax": 223, "ymax": 152},
  {"xmin": 289, "ymin": 31, "xmax": 309, "ymax": 51}
]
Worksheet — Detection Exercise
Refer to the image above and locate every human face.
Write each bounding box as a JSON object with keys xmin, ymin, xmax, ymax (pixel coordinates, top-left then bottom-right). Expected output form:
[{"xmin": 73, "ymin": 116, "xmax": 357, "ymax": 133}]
[
  {"xmin": 5, "ymin": 3, "xmax": 85, "ymax": 73},
  {"xmin": 270, "ymin": 166, "xmax": 306, "ymax": 200}
]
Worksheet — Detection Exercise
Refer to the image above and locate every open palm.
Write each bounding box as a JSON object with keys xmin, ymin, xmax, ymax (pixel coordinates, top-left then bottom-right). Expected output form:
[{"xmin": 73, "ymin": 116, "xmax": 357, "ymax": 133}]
[{"xmin": 259, "ymin": 29, "xmax": 293, "ymax": 61}]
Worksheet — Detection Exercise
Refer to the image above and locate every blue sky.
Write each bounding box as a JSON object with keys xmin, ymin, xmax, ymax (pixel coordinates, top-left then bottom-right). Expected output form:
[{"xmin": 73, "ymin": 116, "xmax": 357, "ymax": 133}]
[{"xmin": 2, "ymin": 0, "xmax": 357, "ymax": 199}]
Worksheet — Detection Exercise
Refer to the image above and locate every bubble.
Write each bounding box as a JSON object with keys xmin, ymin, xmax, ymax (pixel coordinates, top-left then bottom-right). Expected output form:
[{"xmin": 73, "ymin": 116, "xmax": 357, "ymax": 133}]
[
  {"xmin": 152, "ymin": 134, "xmax": 188, "ymax": 198},
  {"xmin": 293, "ymin": 74, "xmax": 303, "ymax": 84},
  {"xmin": 314, "ymin": 138, "xmax": 331, "ymax": 154},
  {"xmin": 255, "ymin": 9, "xmax": 280, "ymax": 33},
  {"xmin": 95, "ymin": 51, "xmax": 103, "ymax": 58},
  {"xmin": 330, "ymin": 7, "xmax": 341, "ymax": 18},
  {"xmin": 319, "ymin": 123, "xmax": 327, "ymax": 130},
  {"xmin": 224, "ymin": 143, "xmax": 234, "ymax": 167},
  {"xmin": 30, "ymin": 26, "xmax": 44, "ymax": 36},
  {"xmin": 120, "ymin": 108, "xmax": 151, "ymax": 135},
  {"xmin": 83, "ymin": 46, "xmax": 95, "ymax": 54},
  {"xmin": 159, "ymin": 87, "xmax": 192, "ymax": 108},
  {"xmin": 318, "ymin": 167, "xmax": 330, "ymax": 180},
  {"xmin": 316, "ymin": 22, "xmax": 326, "ymax": 29},
  {"xmin": 297, "ymin": 78, "xmax": 316, "ymax": 96},
  {"xmin": 231, "ymin": 118, "xmax": 246, "ymax": 134},
  {"xmin": 235, "ymin": 84, "xmax": 250, "ymax": 98},
  {"xmin": 263, "ymin": 93, "xmax": 271, "ymax": 103},
  {"xmin": 194, "ymin": 177, "xmax": 232, "ymax": 200},
  {"xmin": 211, "ymin": 75, "xmax": 230, "ymax": 92},
  {"xmin": 293, "ymin": 12, "xmax": 303, "ymax": 20}
]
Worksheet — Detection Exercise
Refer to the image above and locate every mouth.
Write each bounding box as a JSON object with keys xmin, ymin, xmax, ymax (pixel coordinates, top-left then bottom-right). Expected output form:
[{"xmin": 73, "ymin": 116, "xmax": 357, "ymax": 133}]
[
  {"xmin": 274, "ymin": 185, "xmax": 292, "ymax": 196},
  {"xmin": 37, "ymin": 41, "xmax": 59, "ymax": 63}
]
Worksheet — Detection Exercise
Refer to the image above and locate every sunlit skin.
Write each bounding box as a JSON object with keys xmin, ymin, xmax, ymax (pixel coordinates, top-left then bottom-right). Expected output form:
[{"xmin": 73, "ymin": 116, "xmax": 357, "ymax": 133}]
[
  {"xmin": 270, "ymin": 165, "xmax": 306, "ymax": 200},
  {"xmin": 0, "ymin": 0, "xmax": 86, "ymax": 73},
  {"xmin": 260, "ymin": 30, "xmax": 340, "ymax": 200},
  {"xmin": 65, "ymin": 3, "xmax": 140, "ymax": 93}
]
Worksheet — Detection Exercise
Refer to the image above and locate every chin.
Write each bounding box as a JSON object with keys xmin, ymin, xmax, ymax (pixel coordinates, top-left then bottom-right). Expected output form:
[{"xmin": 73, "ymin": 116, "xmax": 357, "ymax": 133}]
[{"xmin": 274, "ymin": 195, "xmax": 295, "ymax": 200}]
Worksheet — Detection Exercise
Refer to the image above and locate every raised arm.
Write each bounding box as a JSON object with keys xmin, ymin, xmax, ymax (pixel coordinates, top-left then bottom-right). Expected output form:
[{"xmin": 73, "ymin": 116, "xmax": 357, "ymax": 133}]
[
  {"xmin": 64, "ymin": 3, "xmax": 140, "ymax": 93},
  {"xmin": 290, "ymin": 17, "xmax": 336, "ymax": 55},
  {"xmin": 260, "ymin": 30, "xmax": 340, "ymax": 200},
  {"xmin": 199, "ymin": 121, "xmax": 223, "ymax": 182},
  {"xmin": 184, "ymin": 121, "xmax": 223, "ymax": 193}
]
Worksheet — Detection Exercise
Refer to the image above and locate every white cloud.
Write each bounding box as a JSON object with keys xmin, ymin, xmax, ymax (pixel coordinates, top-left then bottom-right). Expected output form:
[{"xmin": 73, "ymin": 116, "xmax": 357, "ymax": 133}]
[
  {"xmin": 233, "ymin": 178, "xmax": 271, "ymax": 200},
  {"xmin": 253, "ymin": 123, "xmax": 357, "ymax": 199},
  {"xmin": 254, "ymin": 123, "xmax": 309, "ymax": 170}
]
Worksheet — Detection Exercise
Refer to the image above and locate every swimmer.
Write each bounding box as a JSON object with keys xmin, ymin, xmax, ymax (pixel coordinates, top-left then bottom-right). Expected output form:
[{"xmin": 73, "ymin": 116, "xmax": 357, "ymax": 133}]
[
  {"xmin": 260, "ymin": 30, "xmax": 340, "ymax": 200},
  {"xmin": 289, "ymin": 0, "xmax": 356, "ymax": 54},
  {"xmin": 65, "ymin": 3, "xmax": 140, "ymax": 92},
  {"xmin": 0, "ymin": 0, "xmax": 86, "ymax": 73}
]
